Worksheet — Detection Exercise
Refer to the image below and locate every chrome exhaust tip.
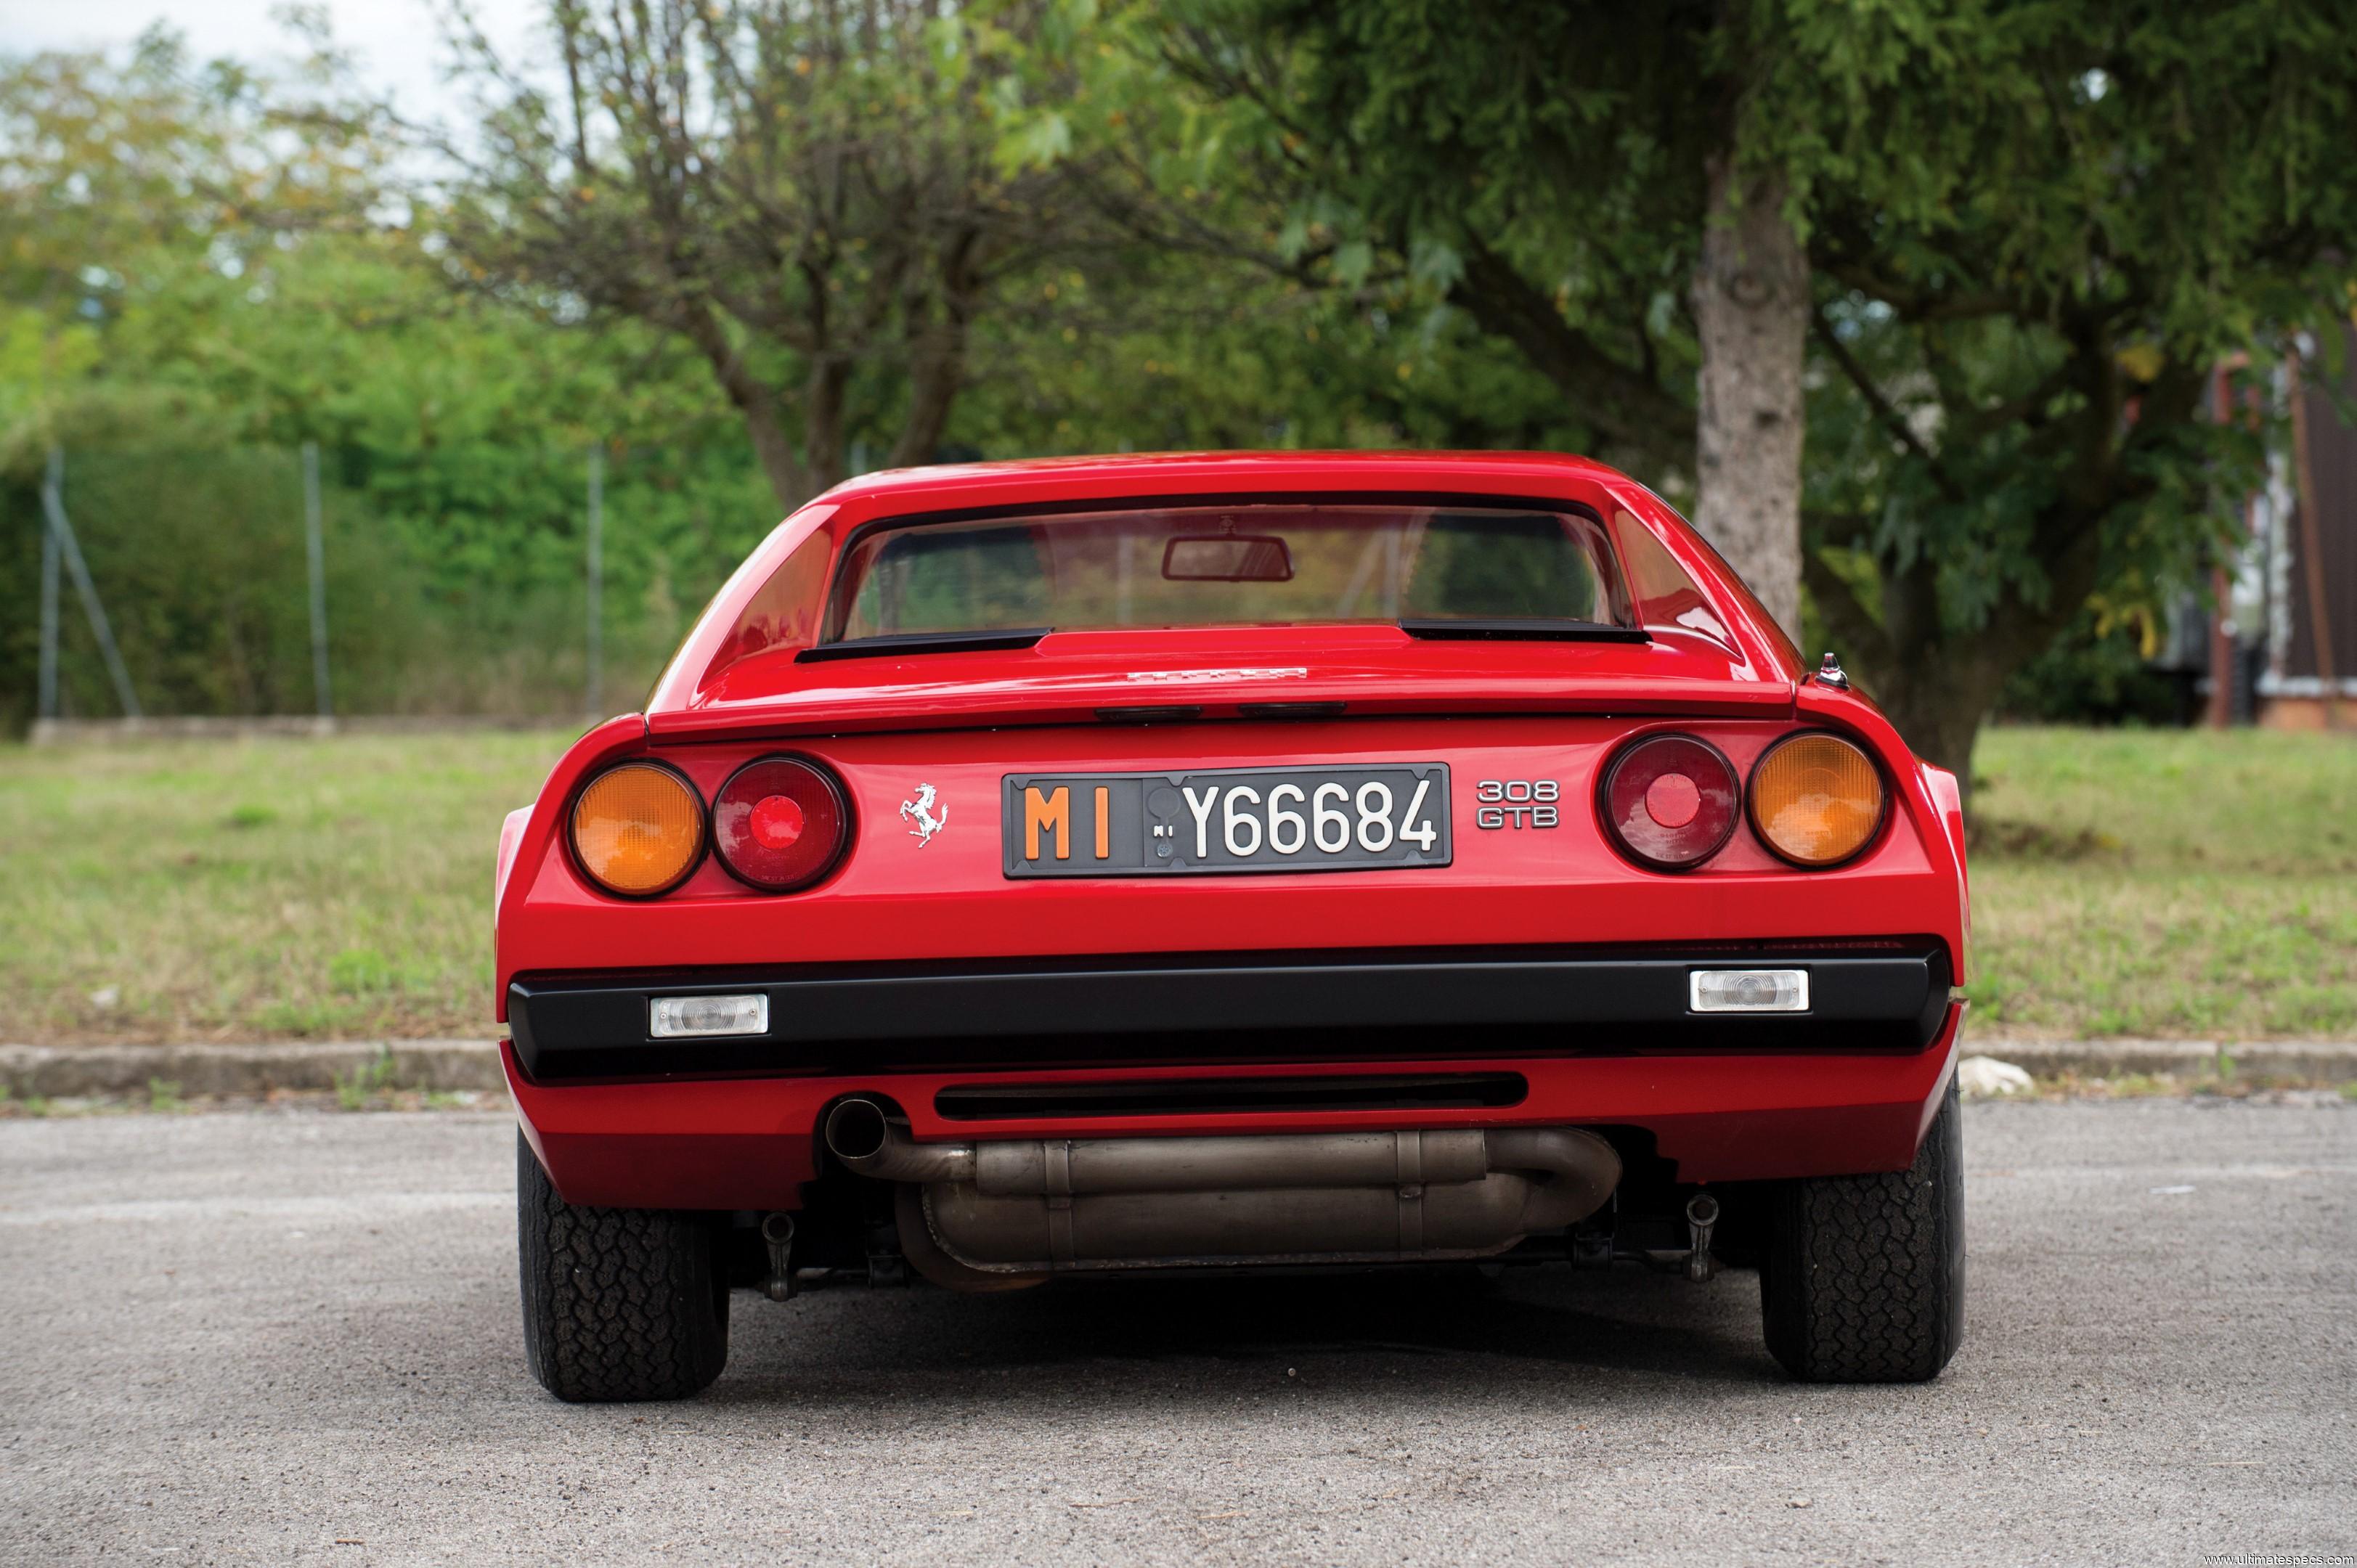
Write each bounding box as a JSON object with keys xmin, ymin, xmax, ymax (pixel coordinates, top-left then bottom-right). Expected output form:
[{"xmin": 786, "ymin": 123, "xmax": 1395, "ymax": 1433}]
[
  {"xmin": 822, "ymin": 1098, "xmax": 892, "ymax": 1164},
  {"xmin": 822, "ymin": 1099, "xmax": 977, "ymax": 1183}
]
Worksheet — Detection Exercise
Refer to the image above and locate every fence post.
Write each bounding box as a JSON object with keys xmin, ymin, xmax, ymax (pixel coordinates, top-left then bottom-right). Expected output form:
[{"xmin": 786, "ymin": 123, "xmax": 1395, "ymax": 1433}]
[
  {"xmin": 37, "ymin": 467, "xmax": 59, "ymax": 719},
  {"xmin": 39, "ymin": 447, "xmax": 142, "ymax": 719},
  {"xmin": 585, "ymin": 445, "xmax": 604, "ymax": 719},
  {"xmin": 302, "ymin": 441, "xmax": 332, "ymax": 719}
]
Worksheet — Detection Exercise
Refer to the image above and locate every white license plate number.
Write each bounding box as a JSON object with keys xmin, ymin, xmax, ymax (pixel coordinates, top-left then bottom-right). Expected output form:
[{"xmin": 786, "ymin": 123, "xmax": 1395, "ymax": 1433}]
[{"xmin": 1001, "ymin": 765, "xmax": 1452, "ymax": 877}]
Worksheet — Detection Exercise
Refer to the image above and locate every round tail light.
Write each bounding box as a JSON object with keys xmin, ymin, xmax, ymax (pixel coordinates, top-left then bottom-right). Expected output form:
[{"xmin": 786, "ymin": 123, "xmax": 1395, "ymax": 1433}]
[
  {"xmin": 570, "ymin": 762, "xmax": 706, "ymax": 897},
  {"xmin": 1599, "ymin": 734, "xmax": 1739, "ymax": 870},
  {"xmin": 1749, "ymin": 732, "xmax": 1886, "ymax": 866},
  {"xmin": 714, "ymin": 755, "xmax": 851, "ymax": 891}
]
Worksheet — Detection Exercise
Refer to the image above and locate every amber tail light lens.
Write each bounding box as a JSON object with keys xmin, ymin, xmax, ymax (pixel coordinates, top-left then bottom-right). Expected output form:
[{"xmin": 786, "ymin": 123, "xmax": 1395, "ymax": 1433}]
[
  {"xmin": 1599, "ymin": 734, "xmax": 1740, "ymax": 870},
  {"xmin": 714, "ymin": 755, "xmax": 851, "ymax": 891},
  {"xmin": 1749, "ymin": 732, "xmax": 1886, "ymax": 867},
  {"xmin": 570, "ymin": 763, "xmax": 706, "ymax": 896}
]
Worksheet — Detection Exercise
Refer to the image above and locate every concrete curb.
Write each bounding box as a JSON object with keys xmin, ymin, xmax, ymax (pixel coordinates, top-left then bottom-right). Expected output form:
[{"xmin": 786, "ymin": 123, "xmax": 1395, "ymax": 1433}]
[
  {"xmin": 1960, "ymin": 1038, "xmax": 2357, "ymax": 1083},
  {"xmin": 4, "ymin": 1037, "xmax": 2353, "ymax": 1101},
  {"xmin": 0, "ymin": 1040, "xmax": 505, "ymax": 1099}
]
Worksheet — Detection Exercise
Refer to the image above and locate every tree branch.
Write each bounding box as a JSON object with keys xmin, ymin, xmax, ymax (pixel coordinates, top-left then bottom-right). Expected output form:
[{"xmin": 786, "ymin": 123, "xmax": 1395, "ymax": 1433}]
[
  {"xmin": 1799, "ymin": 539, "xmax": 1896, "ymax": 672},
  {"xmin": 1447, "ymin": 236, "xmax": 1690, "ymax": 475},
  {"xmin": 1810, "ymin": 306, "xmax": 1965, "ymax": 505}
]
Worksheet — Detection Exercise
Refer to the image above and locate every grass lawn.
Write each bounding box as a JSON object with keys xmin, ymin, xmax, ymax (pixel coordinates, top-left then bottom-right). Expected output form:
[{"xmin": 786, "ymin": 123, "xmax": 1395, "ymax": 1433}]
[
  {"xmin": 1966, "ymin": 725, "xmax": 2357, "ymax": 1040},
  {"xmin": 0, "ymin": 724, "xmax": 2349, "ymax": 1044},
  {"xmin": 0, "ymin": 730, "xmax": 577, "ymax": 1042}
]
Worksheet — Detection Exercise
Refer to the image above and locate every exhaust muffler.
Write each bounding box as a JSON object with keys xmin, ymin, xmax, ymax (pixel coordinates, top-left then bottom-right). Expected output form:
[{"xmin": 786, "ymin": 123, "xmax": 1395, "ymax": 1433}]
[{"xmin": 823, "ymin": 1098, "xmax": 1620, "ymax": 1288}]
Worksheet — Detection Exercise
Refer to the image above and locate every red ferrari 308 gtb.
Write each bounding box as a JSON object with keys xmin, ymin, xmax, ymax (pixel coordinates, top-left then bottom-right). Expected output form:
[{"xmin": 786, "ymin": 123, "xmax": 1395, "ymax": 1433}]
[{"xmin": 495, "ymin": 451, "xmax": 1969, "ymax": 1400}]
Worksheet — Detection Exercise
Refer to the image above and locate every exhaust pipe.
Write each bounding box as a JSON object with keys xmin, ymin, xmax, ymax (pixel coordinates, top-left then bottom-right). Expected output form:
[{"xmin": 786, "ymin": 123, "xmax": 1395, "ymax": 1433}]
[
  {"xmin": 759, "ymin": 1212, "xmax": 796, "ymax": 1302},
  {"xmin": 825, "ymin": 1098, "xmax": 974, "ymax": 1183},
  {"xmin": 1683, "ymin": 1192, "xmax": 1719, "ymax": 1283},
  {"xmin": 823, "ymin": 1101, "xmax": 1621, "ymax": 1286}
]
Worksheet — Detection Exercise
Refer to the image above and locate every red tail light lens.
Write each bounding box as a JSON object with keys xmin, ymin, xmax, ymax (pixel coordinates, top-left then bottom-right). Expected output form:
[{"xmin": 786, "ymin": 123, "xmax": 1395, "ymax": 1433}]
[
  {"xmin": 1598, "ymin": 734, "xmax": 1739, "ymax": 871},
  {"xmin": 713, "ymin": 756, "xmax": 851, "ymax": 891}
]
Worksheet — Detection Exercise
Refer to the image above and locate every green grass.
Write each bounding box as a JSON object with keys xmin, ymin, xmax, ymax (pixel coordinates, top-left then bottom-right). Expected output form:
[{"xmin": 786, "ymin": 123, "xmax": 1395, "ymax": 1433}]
[
  {"xmin": 0, "ymin": 724, "xmax": 2349, "ymax": 1044},
  {"xmin": 0, "ymin": 730, "xmax": 576, "ymax": 1042},
  {"xmin": 333, "ymin": 1045, "xmax": 402, "ymax": 1110},
  {"xmin": 1966, "ymin": 726, "xmax": 2357, "ymax": 1039}
]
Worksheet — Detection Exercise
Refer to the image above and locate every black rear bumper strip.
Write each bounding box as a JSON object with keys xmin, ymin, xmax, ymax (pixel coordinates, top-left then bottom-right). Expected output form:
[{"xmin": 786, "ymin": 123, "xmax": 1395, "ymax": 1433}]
[{"xmin": 507, "ymin": 944, "xmax": 1953, "ymax": 1082}]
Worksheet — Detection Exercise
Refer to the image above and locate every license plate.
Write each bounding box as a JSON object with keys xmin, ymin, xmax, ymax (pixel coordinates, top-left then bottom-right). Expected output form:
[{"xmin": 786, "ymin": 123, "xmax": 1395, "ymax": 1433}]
[{"xmin": 1002, "ymin": 764, "xmax": 1452, "ymax": 878}]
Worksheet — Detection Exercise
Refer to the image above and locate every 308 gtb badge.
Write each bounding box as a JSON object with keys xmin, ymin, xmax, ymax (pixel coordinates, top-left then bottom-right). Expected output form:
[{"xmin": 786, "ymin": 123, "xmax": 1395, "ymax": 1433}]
[{"xmin": 1473, "ymin": 778, "xmax": 1560, "ymax": 830}]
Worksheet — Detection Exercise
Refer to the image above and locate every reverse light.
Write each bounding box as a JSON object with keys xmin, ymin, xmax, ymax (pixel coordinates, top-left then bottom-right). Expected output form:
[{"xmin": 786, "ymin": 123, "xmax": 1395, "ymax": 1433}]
[
  {"xmin": 713, "ymin": 754, "xmax": 851, "ymax": 891},
  {"xmin": 1749, "ymin": 732, "xmax": 1886, "ymax": 867},
  {"xmin": 1690, "ymin": 968, "xmax": 1810, "ymax": 1013},
  {"xmin": 1598, "ymin": 733, "xmax": 1739, "ymax": 870},
  {"xmin": 570, "ymin": 762, "xmax": 705, "ymax": 896},
  {"xmin": 650, "ymin": 993, "xmax": 770, "ymax": 1039}
]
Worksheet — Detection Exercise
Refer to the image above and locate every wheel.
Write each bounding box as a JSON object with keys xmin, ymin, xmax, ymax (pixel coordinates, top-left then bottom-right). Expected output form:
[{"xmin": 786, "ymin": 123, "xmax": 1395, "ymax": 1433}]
[
  {"xmin": 1760, "ymin": 1079, "xmax": 1965, "ymax": 1383},
  {"xmin": 516, "ymin": 1132, "xmax": 730, "ymax": 1402}
]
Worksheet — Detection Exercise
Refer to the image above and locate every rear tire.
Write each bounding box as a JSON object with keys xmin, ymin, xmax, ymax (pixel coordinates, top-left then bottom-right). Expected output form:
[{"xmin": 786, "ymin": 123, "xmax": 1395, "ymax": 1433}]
[
  {"xmin": 1760, "ymin": 1079, "xmax": 1965, "ymax": 1383},
  {"xmin": 517, "ymin": 1132, "xmax": 729, "ymax": 1402}
]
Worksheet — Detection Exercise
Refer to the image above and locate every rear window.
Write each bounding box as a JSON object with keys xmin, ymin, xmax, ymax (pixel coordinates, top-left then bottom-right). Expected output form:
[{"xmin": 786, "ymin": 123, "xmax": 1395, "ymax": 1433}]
[{"xmin": 822, "ymin": 504, "xmax": 1630, "ymax": 642}]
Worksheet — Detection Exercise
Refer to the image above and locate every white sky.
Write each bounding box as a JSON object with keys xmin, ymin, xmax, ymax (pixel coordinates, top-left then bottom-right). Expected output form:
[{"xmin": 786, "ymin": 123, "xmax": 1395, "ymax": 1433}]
[{"xmin": 0, "ymin": 0, "xmax": 545, "ymax": 126}]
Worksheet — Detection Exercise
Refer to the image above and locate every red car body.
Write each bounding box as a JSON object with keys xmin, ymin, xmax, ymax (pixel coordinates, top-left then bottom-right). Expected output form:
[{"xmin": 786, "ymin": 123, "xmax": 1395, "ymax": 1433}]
[{"xmin": 496, "ymin": 451, "xmax": 1969, "ymax": 1221}]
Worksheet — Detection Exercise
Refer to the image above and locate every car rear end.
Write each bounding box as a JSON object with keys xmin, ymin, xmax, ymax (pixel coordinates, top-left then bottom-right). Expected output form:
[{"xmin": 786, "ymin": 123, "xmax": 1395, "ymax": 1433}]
[{"xmin": 497, "ymin": 454, "xmax": 1969, "ymax": 1400}]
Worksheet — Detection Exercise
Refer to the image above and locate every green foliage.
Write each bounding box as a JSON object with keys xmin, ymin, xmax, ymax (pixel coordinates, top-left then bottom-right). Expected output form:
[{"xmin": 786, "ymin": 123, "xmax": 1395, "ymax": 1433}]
[
  {"xmin": 7, "ymin": 4, "xmax": 2356, "ymax": 759},
  {"xmin": 1996, "ymin": 609, "xmax": 2186, "ymax": 726},
  {"xmin": 333, "ymin": 1047, "xmax": 398, "ymax": 1111},
  {"xmin": 433, "ymin": 0, "xmax": 1144, "ymax": 507},
  {"xmin": 0, "ymin": 35, "xmax": 759, "ymax": 724},
  {"xmin": 1144, "ymin": 0, "xmax": 2357, "ymax": 778},
  {"xmin": 1761, "ymin": 1, "xmax": 2355, "ymax": 775},
  {"xmin": 1128, "ymin": 0, "xmax": 1703, "ymax": 477}
]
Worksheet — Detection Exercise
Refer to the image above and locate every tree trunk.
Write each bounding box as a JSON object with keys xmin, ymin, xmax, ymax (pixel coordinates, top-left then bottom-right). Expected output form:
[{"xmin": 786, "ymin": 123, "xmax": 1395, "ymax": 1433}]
[
  {"xmin": 1691, "ymin": 157, "xmax": 1808, "ymax": 642},
  {"xmin": 1871, "ymin": 650, "xmax": 2005, "ymax": 807},
  {"xmin": 678, "ymin": 303, "xmax": 813, "ymax": 513},
  {"xmin": 804, "ymin": 357, "xmax": 852, "ymax": 497},
  {"xmin": 1848, "ymin": 530, "xmax": 2099, "ymax": 809},
  {"xmin": 888, "ymin": 317, "xmax": 969, "ymax": 472},
  {"xmin": 888, "ymin": 235, "xmax": 981, "ymax": 473},
  {"xmin": 744, "ymin": 406, "xmax": 815, "ymax": 514}
]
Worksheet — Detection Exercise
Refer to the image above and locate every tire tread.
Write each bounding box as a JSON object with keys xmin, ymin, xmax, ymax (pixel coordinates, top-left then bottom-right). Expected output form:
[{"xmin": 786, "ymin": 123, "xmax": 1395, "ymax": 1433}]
[
  {"xmin": 517, "ymin": 1133, "xmax": 728, "ymax": 1402},
  {"xmin": 1762, "ymin": 1081, "xmax": 1965, "ymax": 1383}
]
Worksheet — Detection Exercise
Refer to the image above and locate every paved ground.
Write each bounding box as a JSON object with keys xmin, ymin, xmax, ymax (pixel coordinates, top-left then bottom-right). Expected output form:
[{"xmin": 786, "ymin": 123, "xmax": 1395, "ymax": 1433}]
[{"xmin": 1, "ymin": 1103, "xmax": 2351, "ymax": 1567}]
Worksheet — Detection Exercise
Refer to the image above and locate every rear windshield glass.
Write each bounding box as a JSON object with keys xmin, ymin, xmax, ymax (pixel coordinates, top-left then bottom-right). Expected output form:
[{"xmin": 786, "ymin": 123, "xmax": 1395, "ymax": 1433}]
[{"xmin": 822, "ymin": 504, "xmax": 1629, "ymax": 642}]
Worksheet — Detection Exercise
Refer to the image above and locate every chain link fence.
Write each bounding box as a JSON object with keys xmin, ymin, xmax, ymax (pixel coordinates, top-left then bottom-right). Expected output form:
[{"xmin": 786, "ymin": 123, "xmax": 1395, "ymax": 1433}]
[{"xmin": 4, "ymin": 441, "xmax": 781, "ymax": 735}]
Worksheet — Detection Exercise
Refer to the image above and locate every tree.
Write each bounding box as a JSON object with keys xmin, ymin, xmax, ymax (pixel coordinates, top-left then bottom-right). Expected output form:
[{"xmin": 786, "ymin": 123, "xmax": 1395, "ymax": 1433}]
[
  {"xmin": 1138, "ymin": 0, "xmax": 2357, "ymax": 788},
  {"xmin": 1691, "ymin": 5, "xmax": 1808, "ymax": 641},
  {"xmin": 1765, "ymin": 0, "xmax": 2354, "ymax": 784},
  {"xmin": 0, "ymin": 25, "xmax": 386, "ymax": 452},
  {"xmin": 1131, "ymin": 2, "xmax": 1703, "ymax": 483},
  {"xmin": 428, "ymin": 0, "xmax": 1124, "ymax": 511},
  {"xmin": 1139, "ymin": 2, "xmax": 1807, "ymax": 634}
]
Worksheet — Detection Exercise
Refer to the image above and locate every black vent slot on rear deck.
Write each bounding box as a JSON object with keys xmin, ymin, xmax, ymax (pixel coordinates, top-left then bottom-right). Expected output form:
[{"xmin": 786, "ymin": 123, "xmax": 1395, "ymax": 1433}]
[{"xmin": 934, "ymin": 1072, "xmax": 1527, "ymax": 1121}]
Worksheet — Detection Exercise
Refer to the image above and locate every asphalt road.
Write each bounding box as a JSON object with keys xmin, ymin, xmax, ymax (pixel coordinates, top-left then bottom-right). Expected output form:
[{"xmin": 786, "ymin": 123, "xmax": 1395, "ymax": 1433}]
[{"xmin": 1, "ymin": 1102, "xmax": 2351, "ymax": 1567}]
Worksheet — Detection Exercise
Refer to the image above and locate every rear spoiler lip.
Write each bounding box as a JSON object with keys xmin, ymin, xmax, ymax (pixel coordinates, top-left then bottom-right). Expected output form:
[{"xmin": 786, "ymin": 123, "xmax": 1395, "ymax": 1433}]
[{"xmin": 646, "ymin": 674, "xmax": 1798, "ymax": 741}]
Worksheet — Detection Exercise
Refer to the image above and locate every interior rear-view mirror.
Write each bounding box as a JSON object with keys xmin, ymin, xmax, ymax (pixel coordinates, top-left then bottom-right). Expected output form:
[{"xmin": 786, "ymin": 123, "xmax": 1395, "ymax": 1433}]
[{"xmin": 1162, "ymin": 534, "xmax": 1294, "ymax": 583}]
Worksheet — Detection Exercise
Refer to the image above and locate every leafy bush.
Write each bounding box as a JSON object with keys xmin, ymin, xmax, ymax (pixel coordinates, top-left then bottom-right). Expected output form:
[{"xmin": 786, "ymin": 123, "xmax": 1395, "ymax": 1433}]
[{"xmin": 1996, "ymin": 608, "xmax": 2189, "ymax": 727}]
